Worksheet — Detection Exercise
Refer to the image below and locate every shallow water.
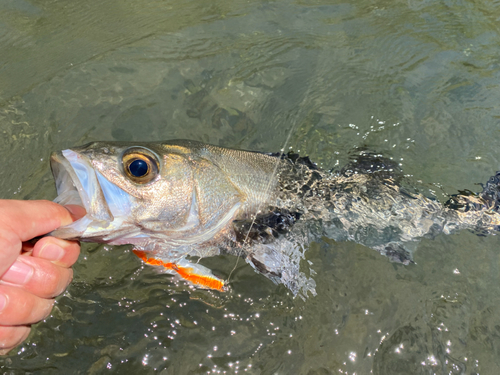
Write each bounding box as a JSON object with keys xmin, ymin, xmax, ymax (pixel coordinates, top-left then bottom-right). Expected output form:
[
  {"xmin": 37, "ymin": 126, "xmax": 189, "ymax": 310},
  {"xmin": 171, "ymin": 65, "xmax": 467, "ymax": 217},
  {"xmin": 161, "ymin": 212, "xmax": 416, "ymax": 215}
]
[{"xmin": 1, "ymin": 0, "xmax": 500, "ymax": 373}]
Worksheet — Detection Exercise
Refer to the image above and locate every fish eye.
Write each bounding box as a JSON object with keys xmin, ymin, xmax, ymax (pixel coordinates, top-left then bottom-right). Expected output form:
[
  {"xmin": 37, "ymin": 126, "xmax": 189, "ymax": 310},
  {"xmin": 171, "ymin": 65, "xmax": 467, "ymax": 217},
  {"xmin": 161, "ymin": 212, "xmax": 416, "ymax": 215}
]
[
  {"xmin": 122, "ymin": 148, "xmax": 159, "ymax": 184},
  {"xmin": 129, "ymin": 159, "xmax": 149, "ymax": 177}
]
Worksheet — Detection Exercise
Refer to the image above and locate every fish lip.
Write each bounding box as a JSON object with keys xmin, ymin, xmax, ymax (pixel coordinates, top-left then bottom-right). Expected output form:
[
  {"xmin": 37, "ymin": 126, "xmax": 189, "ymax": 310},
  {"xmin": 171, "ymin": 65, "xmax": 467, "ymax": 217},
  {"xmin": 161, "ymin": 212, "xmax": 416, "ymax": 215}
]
[
  {"xmin": 50, "ymin": 150, "xmax": 88, "ymax": 209},
  {"xmin": 50, "ymin": 149, "xmax": 113, "ymax": 239}
]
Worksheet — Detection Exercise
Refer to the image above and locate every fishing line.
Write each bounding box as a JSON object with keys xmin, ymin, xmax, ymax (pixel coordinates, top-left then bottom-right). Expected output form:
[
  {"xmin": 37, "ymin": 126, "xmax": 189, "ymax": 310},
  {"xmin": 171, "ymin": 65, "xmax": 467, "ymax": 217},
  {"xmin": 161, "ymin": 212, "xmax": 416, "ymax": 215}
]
[
  {"xmin": 225, "ymin": 110, "xmax": 301, "ymax": 286},
  {"xmin": 224, "ymin": 55, "xmax": 321, "ymax": 288}
]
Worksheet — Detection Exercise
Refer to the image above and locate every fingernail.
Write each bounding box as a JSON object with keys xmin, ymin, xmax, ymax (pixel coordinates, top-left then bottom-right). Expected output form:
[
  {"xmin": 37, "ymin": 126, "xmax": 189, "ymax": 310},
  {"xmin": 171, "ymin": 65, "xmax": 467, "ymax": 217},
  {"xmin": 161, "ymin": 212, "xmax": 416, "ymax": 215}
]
[
  {"xmin": 64, "ymin": 205, "xmax": 86, "ymax": 220},
  {"xmin": 2, "ymin": 260, "xmax": 34, "ymax": 285},
  {"xmin": 0, "ymin": 294, "xmax": 6, "ymax": 312},
  {"xmin": 39, "ymin": 243, "xmax": 65, "ymax": 261}
]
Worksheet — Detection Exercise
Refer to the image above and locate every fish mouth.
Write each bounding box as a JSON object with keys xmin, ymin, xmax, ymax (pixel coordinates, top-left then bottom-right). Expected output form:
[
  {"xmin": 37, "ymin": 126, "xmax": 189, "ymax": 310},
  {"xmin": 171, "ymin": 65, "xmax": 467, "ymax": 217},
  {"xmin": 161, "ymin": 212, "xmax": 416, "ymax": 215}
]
[{"xmin": 50, "ymin": 149, "xmax": 127, "ymax": 239}]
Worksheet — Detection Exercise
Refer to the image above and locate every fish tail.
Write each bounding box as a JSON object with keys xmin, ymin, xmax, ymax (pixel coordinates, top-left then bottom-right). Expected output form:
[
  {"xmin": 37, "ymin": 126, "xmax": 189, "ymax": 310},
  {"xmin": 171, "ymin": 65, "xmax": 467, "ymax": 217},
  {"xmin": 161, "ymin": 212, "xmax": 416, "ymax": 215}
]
[
  {"xmin": 132, "ymin": 250, "xmax": 226, "ymax": 291},
  {"xmin": 444, "ymin": 171, "xmax": 500, "ymax": 233},
  {"xmin": 479, "ymin": 171, "xmax": 500, "ymax": 212}
]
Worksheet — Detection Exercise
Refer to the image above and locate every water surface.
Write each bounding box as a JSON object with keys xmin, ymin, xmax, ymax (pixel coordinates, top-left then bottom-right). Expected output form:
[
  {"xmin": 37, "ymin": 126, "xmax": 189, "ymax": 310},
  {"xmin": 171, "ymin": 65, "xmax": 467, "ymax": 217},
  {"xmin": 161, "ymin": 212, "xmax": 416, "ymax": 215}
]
[{"xmin": 1, "ymin": 0, "xmax": 500, "ymax": 373}]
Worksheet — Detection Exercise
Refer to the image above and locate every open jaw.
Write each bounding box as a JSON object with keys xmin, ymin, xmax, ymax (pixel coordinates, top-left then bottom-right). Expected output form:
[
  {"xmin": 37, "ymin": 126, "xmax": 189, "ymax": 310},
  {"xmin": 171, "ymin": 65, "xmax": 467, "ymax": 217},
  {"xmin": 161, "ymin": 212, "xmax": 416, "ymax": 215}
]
[{"xmin": 50, "ymin": 149, "xmax": 131, "ymax": 240}]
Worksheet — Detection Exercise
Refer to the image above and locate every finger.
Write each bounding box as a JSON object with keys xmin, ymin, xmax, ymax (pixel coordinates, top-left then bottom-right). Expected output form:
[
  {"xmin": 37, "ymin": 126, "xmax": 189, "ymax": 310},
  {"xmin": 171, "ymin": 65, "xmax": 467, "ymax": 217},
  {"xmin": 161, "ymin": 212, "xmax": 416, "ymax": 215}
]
[
  {"xmin": 1, "ymin": 256, "xmax": 73, "ymax": 299},
  {"xmin": 0, "ymin": 200, "xmax": 81, "ymax": 240},
  {"xmin": 0, "ymin": 325, "xmax": 30, "ymax": 355},
  {"xmin": 0, "ymin": 285, "xmax": 54, "ymax": 326},
  {"xmin": 32, "ymin": 237, "xmax": 80, "ymax": 268},
  {"xmin": 0, "ymin": 200, "xmax": 85, "ymax": 276},
  {"xmin": 64, "ymin": 204, "xmax": 86, "ymax": 222}
]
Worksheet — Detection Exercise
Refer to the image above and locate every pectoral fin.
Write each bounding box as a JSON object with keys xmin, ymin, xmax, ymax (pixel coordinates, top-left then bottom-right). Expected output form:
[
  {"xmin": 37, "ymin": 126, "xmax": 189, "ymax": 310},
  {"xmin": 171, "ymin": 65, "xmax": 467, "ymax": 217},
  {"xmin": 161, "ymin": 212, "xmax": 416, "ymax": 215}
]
[
  {"xmin": 133, "ymin": 250, "xmax": 226, "ymax": 291},
  {"xmin": 233, "ymin": 208, "xmax": 301, "ymax": 245}
]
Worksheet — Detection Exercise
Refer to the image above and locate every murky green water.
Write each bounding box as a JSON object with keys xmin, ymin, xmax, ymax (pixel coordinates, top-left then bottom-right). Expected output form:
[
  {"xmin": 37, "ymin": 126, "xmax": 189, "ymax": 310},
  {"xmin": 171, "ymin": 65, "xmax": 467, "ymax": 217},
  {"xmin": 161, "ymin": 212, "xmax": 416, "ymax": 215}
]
[{"xmin": 1, "ymin": 0, "xmax": 500, "ymax": 373}]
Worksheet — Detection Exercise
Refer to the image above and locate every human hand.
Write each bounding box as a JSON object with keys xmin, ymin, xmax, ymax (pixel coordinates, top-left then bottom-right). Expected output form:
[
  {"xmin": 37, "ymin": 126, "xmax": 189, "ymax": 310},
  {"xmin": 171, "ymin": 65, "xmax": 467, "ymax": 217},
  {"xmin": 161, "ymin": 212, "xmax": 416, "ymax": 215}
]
[{"xmin": 0, "ymin": 200, "xmax": 85, "ymax": 355}]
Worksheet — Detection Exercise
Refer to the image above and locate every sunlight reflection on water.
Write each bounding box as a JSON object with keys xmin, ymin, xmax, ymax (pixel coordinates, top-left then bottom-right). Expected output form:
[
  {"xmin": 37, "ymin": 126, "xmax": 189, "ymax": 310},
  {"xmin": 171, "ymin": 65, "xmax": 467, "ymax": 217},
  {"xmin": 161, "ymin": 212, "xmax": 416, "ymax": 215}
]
[{"xmin": 1, "ymin": 0, "xmax": 500, "ymax": 374}]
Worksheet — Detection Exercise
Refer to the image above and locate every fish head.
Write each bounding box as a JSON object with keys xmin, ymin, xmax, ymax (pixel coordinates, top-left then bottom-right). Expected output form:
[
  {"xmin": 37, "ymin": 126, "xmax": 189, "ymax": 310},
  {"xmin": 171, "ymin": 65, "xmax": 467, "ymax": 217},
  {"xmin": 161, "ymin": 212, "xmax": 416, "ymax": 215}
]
[{"xmin": 50, "ymin": 141, "xmax": 244, "ymax": 249}]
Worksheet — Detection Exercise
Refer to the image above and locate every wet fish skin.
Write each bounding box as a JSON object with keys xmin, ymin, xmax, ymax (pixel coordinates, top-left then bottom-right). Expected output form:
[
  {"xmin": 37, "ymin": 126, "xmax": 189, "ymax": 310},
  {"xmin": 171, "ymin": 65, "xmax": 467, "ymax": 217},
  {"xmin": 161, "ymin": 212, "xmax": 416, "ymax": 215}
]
[
  {"xmin": 51, "ymin": 140, "xmax": 281, "ymax": 250},
  {"xmin": 276, "ymin": 151, "xmax": 500, "ymax": 265},
  {"xmin": 50, "ymin": 140, "xmax": 500, "ymax": 295}
]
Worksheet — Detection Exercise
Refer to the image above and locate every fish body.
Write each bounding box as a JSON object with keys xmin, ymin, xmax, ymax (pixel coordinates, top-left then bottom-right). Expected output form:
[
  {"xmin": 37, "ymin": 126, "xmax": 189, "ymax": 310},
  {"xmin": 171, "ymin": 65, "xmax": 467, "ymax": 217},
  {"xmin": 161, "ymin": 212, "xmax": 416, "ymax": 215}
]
[
  {"xmin": 50, "ymin": 140, "xmax": 500, "ymax": 295},
  {"xmin": 51, "ymin": 140, "xmax": 279, "ymax": 250}
]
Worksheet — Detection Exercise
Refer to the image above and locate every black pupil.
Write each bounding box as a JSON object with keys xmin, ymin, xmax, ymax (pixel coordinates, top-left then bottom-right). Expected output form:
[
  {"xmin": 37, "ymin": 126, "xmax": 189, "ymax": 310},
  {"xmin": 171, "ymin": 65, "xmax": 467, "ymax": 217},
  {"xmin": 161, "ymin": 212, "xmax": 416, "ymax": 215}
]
[{"xmin": 129, "ymin": 159, "xmax": 149, "ymax": 177}]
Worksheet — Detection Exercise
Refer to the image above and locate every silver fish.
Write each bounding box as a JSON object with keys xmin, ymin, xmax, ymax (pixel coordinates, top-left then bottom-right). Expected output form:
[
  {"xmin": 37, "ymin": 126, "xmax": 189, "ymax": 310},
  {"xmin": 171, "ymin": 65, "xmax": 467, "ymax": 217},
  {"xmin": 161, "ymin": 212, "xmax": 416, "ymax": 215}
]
[{"xmin": 50, "ymin": 140, "xmax": 500, "ymax": 295}]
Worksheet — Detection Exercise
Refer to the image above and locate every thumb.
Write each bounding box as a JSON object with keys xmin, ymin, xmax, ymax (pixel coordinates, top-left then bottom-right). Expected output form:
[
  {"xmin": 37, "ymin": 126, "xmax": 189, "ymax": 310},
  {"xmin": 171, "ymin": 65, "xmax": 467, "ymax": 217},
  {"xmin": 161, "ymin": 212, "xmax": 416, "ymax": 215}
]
[{"xmin": 0, "ymin": 200, "xmax": 85, "ymax": 276}]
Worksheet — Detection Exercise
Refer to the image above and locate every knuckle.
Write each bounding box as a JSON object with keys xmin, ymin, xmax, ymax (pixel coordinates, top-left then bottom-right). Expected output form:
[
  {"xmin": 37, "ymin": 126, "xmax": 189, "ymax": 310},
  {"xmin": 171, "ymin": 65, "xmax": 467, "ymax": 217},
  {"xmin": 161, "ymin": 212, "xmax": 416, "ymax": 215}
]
[
  {"xmin": 19, "ymin": 256, "xmax": 69, "ymax": 298},
  {"xmin": 54, "ymin": 268, "xmax": 72, "ymax": 296},
  {"xmin": 0, "ymin": 286, "xmax": 34, "ymax": 324},
  {"xmin": 38, "ymin": 267, "xmax": 66, "ymax": 298},
  {"xmin": 37, "ymin": 299, "xmax": 54, "ymax": 321},
  {"xmin": 0, "ymin": 285, "xmax": 53, "ymax": 325},
  {"xmin": 0, "ymin": 326, "xmax": 30, "ymax": 351}
]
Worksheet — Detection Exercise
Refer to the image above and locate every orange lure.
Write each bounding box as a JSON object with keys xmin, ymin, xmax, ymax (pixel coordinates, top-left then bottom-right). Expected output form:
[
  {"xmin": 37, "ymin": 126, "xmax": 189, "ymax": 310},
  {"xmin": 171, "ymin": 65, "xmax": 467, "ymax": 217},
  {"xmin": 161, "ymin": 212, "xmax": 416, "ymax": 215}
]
[{"xmin": 133, "ymin": 250, "xmax": 225, "ymax": 291}]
